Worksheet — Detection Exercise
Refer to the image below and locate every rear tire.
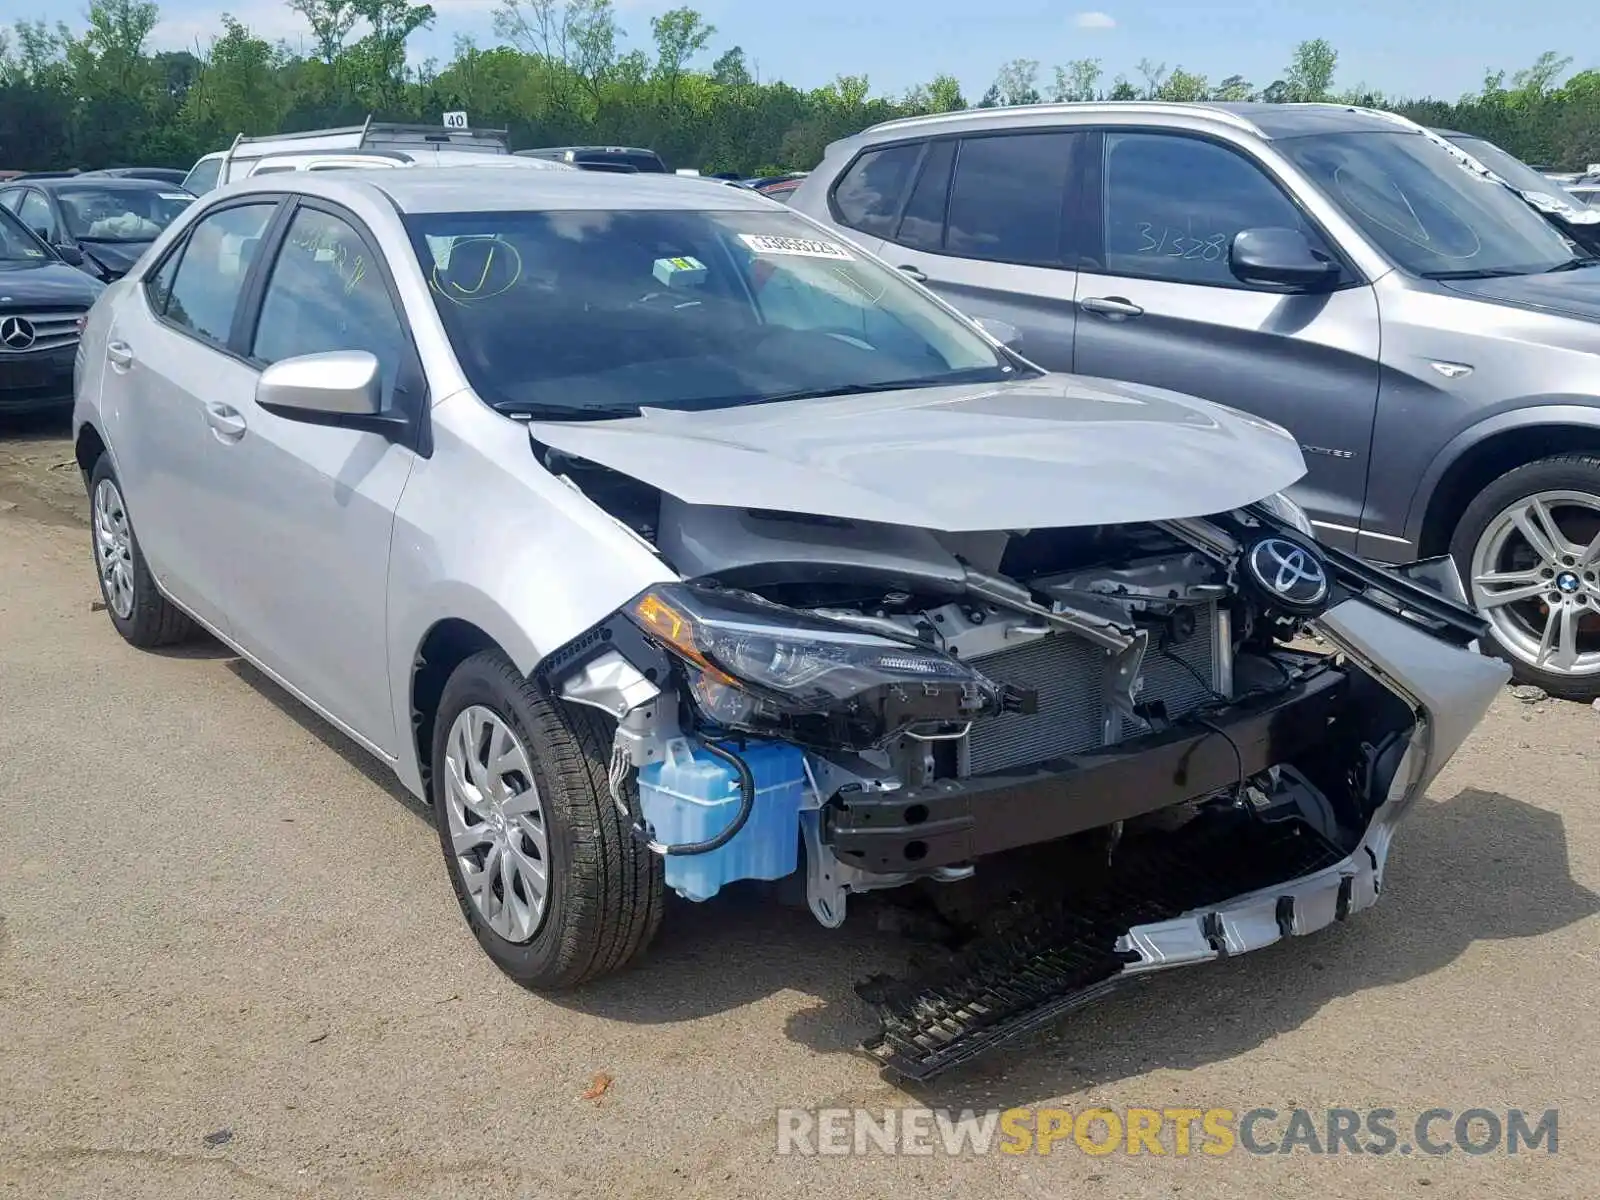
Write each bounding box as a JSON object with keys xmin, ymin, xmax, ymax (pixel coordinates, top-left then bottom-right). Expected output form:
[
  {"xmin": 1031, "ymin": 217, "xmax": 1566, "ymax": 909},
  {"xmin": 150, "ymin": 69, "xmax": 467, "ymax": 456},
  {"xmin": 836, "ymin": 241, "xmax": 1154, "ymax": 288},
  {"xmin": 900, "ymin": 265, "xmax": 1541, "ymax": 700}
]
[
  {"xmin": 1450, "ymin": 454, "xmax": 1600, "ymax": 701},
  {"xmin": 430, "ymin": 650, "xmax": 664, "ymax": 989},
  {"xmin": 88, "ymin": 455, "xmax": 195, "ymax": 649}
]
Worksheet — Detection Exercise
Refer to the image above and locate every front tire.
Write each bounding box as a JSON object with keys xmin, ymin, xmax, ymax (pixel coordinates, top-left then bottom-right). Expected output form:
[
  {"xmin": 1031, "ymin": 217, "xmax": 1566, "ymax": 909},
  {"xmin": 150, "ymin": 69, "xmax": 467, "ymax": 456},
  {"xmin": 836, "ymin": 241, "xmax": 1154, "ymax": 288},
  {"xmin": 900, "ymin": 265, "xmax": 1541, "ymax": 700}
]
[
  {"xmin": 87, "ymin": 456, "xmax": 194, "ymax": 649},
  {"xmin": 430, "ymin": 650, "xmax": 664, "ymax": 989},
  {"xmin": 1450, "ymin": 454, "xmax": 1600, "ymax": 700}
]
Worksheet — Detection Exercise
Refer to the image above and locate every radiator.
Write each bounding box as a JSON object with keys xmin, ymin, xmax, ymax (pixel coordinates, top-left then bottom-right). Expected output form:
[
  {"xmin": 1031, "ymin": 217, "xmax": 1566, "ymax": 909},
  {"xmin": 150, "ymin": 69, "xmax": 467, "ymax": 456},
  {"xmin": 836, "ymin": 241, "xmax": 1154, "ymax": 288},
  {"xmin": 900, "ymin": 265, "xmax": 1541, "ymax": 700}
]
[{"xmin": 963, "ymin": 604, "xmax": 1222, "ymax": 776}]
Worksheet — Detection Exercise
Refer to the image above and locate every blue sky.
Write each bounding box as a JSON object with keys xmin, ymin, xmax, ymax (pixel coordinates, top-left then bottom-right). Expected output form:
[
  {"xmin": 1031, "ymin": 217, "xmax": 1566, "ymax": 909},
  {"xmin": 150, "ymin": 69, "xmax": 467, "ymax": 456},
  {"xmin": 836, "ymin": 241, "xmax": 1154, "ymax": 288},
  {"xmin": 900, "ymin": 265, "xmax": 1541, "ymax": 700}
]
[{"xmin": 8, "ymin": 0, "xmax": 1587, "ymax": 103}]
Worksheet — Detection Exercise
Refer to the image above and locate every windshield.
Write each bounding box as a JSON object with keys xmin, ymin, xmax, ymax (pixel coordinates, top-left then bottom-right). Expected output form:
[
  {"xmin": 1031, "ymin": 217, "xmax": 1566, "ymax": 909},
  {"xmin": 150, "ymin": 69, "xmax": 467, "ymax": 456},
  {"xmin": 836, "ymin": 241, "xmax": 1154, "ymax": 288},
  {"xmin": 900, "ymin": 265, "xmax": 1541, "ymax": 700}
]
[
  {"xmin": 183, "ymin": 156, "xmax": 222, "ymax": 194},
  {"xmin": 407, "ymin": 208, "xmax": 1016, "ymax": 417},
  {"xmin": 0, "ymin": 207, "xmax": 52, "ymax": 261},
  {"xmin": 1442, "ymin": 134, "xmax": 1585, "ymax": 208},
  {"xmin": 56, "ymin": 186, "xmax": 192, "ymax": 242},
  {"xmin": 577, "ymin": 152, "xmax": 665, "ymax": 173},
  {"xmin": 1281, "ymin": 131, "xmax": 1579, "ymax": 278}
]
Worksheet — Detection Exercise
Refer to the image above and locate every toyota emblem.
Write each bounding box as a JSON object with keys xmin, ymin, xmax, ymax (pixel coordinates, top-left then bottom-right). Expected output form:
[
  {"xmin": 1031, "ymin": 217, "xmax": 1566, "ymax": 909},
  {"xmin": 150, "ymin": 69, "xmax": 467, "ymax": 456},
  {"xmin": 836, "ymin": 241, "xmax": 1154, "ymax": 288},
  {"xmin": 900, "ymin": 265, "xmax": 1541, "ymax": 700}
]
[
  {"xmin": 0, "ymin": 316, "xmax": 36, "ymax": 351},
  {"xmin": 1246, "ymin": 536, "xmax": 1330, "ymax": 613}
]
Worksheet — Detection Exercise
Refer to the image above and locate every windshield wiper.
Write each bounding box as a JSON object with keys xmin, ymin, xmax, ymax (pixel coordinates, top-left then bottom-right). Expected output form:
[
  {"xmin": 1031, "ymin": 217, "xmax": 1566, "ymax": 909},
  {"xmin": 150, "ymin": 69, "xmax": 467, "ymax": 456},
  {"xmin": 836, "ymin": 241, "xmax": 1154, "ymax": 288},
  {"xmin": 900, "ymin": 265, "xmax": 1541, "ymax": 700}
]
[
  {"xmin": 1541, "ymin": 257, "xmax": 1600, "ymax": 273},
  {"xmin": 742, "ymin": 371, "xmax": 1015, "ymax": 408},
  {"xmin": 1421, "ymin": 267, "xmax": 1533, "ymax": 280},
  {"xmin": 492, "ymin": 400, "xmax": 639, "ymax": 421}
]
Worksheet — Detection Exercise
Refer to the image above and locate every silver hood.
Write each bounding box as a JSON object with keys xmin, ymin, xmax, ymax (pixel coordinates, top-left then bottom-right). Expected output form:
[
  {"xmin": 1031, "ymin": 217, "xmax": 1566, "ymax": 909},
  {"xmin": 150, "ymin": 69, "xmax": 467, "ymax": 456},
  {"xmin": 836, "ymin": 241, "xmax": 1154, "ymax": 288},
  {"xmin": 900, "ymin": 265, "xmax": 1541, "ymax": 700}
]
[{"xmin": 527, "ymin": 374, "xmax": 1306, "ymax": 532}]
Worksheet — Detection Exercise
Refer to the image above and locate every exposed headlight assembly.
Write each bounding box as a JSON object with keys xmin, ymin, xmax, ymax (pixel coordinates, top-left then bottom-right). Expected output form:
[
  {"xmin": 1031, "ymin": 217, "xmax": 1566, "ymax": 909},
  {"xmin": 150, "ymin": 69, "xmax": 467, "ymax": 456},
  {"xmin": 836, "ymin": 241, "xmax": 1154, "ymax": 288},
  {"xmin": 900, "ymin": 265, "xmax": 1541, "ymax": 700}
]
[
  {"xmin": 1256, "ymin": 491, "xmax": 1317, "ymax": 539},
  {"xmin": 625, "ymin": 583, "xmax": 1004, "ymax": 749}
]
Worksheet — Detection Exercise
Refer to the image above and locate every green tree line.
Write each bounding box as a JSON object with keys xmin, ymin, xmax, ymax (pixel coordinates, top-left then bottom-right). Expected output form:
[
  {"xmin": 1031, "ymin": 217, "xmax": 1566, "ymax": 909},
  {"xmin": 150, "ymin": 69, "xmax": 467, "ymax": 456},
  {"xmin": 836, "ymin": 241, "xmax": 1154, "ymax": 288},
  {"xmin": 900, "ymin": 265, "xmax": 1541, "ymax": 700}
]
[{"xmin": 2, "ymin": 0, "xmax": 1597, "ymax": 176}]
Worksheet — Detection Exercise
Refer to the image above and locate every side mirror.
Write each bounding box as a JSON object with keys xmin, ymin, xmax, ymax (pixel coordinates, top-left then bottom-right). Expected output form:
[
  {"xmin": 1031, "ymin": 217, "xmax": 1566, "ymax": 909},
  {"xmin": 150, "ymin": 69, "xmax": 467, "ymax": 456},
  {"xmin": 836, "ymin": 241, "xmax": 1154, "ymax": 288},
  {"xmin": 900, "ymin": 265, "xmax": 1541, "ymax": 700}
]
[
  {"xmin": 31, "ymin": 227, "xmax": 51, "ymax": 243},
  {"xmin": 1229, "ymin": 228, "xmax": 1341, "ymax": 290},
  {"xmin": 973, "ymin": 317, "xmax": 1022, "ymax": 348},
  {"xmin": 54, "ymin": 244, "xmax": 85, "ymax": 266},
  {"xmin": 256, "ymin": 351, "xmax": 409, "ymax": 439}
]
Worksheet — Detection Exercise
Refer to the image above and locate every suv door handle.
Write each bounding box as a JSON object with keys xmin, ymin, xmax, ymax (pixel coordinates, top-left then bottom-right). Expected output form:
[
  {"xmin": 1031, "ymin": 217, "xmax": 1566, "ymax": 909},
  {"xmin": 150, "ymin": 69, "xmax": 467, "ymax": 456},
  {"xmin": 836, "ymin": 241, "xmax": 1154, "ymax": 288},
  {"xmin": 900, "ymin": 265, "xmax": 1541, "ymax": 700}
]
[
  {"xmin": 1080, "ymin": 296, "xmax": 1145, "ymax": 320},
  {"xmin": 106, "ymin": 341, "xmax": 134, "ymax": 368},
  {"xmin": 897, "ymin": 264, "xmax": 929, "ymax": 282},
  {"xmin": 203, "ymin": 402, "xmax": 247, "ymax": 441}
]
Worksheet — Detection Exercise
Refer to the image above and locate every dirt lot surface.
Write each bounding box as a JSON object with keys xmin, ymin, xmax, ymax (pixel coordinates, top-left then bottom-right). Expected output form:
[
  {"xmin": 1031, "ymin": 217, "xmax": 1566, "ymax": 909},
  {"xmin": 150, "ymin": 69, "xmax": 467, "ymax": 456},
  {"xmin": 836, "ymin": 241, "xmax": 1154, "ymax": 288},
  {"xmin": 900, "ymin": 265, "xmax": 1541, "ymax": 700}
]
[{"xmin": 3, "ymin": 423, "xmax": 1599, "ymax": 1199}]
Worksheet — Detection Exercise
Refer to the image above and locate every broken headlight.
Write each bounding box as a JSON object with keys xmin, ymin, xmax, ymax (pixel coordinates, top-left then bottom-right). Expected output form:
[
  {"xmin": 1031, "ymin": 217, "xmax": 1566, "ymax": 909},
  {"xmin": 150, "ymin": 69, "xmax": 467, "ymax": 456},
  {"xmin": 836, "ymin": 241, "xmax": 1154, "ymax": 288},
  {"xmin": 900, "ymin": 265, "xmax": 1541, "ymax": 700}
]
[{"xmin": 625, "ymin": 583, "xmax": 1001, "ymax": 749}]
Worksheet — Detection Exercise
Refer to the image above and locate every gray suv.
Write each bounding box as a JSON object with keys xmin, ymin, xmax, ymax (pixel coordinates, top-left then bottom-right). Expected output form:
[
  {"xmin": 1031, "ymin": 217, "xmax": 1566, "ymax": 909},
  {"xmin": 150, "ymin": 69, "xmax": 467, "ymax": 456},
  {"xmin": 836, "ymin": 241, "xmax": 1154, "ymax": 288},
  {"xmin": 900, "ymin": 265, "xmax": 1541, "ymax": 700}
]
[{"xmin": 791, "ymin": 102, "xmax": 1600, "ymax": 698}]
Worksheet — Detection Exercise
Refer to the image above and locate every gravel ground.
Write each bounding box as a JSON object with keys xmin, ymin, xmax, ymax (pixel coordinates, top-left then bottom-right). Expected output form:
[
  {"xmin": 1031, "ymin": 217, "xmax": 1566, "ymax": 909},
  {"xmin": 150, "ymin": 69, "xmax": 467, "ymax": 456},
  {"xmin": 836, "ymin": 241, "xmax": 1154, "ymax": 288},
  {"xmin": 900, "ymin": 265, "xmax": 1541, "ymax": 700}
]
[{"xmin": 3, "ymin": 424, "xmax": 1598, "ymax": 1199}]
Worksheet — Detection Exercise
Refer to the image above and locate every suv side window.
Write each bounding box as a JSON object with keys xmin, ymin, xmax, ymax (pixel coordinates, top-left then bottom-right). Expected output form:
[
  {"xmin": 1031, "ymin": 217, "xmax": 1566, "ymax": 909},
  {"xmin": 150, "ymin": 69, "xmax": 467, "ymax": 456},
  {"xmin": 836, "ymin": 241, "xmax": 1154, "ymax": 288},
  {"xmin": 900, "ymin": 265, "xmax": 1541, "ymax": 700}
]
[
  {"xmin": 1101, "ymin": 132, "xmax": 1331, "ymax": 287},
  {"xmin": 18, "ymin": 190, "xmax": 56, "ymax": 242},
  {"xmin": 893, "ymin": 140, "xmax": 955, "ymax": 253},
  {"xmin": 182, "ymin": 156, "xmax": 223, "ymax": 195},
  {"xmin": 945, "ymin": 132, "xmax": 1081, "ymax": 267},
  {"xmin": 162, "ymin": 202, "xmax": 277, "ymax": 345},
  {"xmin": 832, "ymin": 143, "xmax": 922, "ymax": 238},
  {"xmin": 250, "ymin": 206, "xmax": 409, "ymax": 407}
]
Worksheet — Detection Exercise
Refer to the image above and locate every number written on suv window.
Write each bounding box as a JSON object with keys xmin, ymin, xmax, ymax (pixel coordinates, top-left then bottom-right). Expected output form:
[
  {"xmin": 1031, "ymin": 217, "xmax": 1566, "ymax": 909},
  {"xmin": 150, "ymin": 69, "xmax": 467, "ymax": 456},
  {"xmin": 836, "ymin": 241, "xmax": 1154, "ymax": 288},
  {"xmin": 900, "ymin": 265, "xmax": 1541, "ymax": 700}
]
[{"xmin": 1101, "ymin": 132, "xmax": 1331, "ymax": 286}]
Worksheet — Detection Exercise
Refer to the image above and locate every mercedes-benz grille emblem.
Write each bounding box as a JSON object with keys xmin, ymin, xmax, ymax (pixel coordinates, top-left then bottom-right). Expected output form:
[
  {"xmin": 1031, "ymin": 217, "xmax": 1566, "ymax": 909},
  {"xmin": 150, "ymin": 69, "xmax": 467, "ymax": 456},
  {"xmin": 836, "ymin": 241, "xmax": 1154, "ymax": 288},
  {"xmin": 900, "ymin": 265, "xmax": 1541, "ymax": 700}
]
[
  {"xmin": 0, "ymin": 316, "xmax": 36, "ymax": 351},
  {"xmin": 1247, "ymin": 536, "xmax": 1330, "ymax": 611}
]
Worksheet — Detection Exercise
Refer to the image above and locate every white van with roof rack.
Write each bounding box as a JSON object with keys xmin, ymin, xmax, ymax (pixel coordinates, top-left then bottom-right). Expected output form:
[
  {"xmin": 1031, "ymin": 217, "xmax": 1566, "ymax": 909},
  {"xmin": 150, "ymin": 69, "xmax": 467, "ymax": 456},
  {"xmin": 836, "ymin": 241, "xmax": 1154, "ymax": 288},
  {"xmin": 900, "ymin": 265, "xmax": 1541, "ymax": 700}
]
[{"xmin": 181, "ymin": 118, "xmax": 516, "ymax": 194}]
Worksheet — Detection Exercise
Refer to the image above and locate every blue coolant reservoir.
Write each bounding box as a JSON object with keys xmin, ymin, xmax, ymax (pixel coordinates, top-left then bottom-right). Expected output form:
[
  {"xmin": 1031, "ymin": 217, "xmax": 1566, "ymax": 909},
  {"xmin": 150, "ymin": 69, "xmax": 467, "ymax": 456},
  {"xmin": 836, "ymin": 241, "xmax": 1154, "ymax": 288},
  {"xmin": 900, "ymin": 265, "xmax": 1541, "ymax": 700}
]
[{"xmin": 637, "ymin": 739, "xmax": 805, "ymax": 902}]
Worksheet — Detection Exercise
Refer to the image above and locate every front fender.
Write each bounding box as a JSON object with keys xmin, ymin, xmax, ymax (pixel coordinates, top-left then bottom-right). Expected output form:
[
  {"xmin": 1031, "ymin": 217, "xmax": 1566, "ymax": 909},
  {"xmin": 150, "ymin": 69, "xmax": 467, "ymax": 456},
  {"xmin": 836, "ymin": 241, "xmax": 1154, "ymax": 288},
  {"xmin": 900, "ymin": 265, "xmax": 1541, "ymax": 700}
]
[
  {"xmin": 385, "ymin": 391, "xmax": 678, "ymax": 794},
  {"xmin": 1402, "ymin": 400, "xmax": 1600, "ymax": 547}
]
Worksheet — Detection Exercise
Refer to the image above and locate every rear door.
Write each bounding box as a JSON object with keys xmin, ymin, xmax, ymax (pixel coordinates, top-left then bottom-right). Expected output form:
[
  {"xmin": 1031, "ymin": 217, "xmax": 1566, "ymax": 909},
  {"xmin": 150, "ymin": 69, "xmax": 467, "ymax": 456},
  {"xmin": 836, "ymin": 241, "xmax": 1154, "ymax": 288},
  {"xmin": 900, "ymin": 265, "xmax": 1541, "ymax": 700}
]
[
  {"xmin": 98, "ymin": 197, "xmax": 282, "ymax": 630},
  {"xmin": 1071, "ymin": 130, "xmax": 1382, "ymax": 542}
]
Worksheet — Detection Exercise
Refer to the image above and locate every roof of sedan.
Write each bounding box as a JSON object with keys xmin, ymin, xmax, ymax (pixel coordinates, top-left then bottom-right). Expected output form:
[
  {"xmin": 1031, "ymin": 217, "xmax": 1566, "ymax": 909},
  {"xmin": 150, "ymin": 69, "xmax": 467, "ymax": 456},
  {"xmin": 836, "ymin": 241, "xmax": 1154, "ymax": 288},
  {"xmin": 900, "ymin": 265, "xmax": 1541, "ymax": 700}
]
[
  {"xmin": 24, "ymin": 175, "xmax": 189, "ymax": 192},
  {"xmin": 240, "ymin": 166, "xmax": 781, "ymax": 214}
]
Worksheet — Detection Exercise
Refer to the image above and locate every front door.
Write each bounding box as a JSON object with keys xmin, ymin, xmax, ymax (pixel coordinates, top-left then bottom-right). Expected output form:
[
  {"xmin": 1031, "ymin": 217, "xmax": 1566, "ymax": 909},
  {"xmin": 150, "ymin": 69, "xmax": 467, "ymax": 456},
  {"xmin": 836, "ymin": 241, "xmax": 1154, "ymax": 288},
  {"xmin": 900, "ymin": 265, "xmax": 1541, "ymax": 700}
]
[
  {"xmin": 203, "ymin": 199, "xmax": 420, "ymax": 752},
  {"xmin": 1071, "ymin": 130, "xmax": 1382, "ymax": 545}
]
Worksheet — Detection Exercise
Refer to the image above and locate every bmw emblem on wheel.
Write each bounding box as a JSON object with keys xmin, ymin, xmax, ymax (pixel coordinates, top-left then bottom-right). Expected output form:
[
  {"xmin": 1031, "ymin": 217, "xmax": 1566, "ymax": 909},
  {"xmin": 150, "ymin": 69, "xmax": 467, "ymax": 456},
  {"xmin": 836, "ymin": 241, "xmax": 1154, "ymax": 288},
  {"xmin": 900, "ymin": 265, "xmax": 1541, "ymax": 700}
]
[
  {"xmin": 1245, "ymin": 535, "xmax": 1331, "ymax": 613},
  {"xmin": 0, "ymin": 316, "xmax": 36, "ymax": 351}
]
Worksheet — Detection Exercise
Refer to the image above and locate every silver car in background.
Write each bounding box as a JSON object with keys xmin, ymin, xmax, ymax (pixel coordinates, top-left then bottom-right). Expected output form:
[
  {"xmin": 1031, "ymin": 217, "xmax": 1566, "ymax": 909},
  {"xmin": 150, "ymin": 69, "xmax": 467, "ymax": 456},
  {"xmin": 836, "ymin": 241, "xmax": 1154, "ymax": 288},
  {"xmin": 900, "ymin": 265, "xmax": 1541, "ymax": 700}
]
[
  {"xmin": 72, "ymin": 169, "xmax": 1505, "ymax": 1077},
  {"xmin": 792, "ymin": 101, "xmax": 1600, "ymax": 698}
]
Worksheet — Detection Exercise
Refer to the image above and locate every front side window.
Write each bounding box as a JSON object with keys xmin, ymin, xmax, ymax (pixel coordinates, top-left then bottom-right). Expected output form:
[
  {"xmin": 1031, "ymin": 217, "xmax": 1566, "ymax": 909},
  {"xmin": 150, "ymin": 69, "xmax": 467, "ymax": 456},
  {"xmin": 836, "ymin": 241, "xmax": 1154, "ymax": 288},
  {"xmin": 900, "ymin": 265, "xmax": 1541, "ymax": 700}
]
[
  {"xmin": 161, "ymin": 203, "xmax": 277, "ymax": 344},
  {"xmin": 54, "ymin": 186, "xmax": 193, "ymax": 242},
  {"xmin": 251, "ymin": 207, "xmax": 408, "ymax": 405},
  {"xmin": 894, "ymin": 140, "xmax": 955, "ymax": 253},
  {"xmin": 945, "ymin": 132, "xmax": 1080, "ymax": 267},
  {"xmin": 1282, "ymin": 131, "xmax": 1577, "ymax": 278},
  {"xmin": 832, "ymin": 144, "xmax": 922, "ymax": 238},
  {"xmin": 407, "ymin": 208, "xmax": 1016, "ymax": 418},
  {"xmin": 1101, "ymin": 132, "xmax": 1328, "ymax": 286},
  {"xmin": 17, "ymin": 191, "xmax": 55, "ymax": 241}
]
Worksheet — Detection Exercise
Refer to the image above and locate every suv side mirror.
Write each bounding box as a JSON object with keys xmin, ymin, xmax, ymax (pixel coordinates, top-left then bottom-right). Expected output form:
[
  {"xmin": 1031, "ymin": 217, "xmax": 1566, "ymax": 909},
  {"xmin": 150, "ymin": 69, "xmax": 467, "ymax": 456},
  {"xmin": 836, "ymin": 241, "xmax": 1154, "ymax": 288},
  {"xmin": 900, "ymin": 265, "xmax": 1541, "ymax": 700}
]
[
  {"xmin": 256, "ymin": 350, "xmax": 411, "ymax": 440},
  {"xmin": 1229, "ymin": 228, "xmax": 1341, "ymax": 291},
  {"xmin": 54, "ymin": 244, "xmax": 85, "ymax": 267}
]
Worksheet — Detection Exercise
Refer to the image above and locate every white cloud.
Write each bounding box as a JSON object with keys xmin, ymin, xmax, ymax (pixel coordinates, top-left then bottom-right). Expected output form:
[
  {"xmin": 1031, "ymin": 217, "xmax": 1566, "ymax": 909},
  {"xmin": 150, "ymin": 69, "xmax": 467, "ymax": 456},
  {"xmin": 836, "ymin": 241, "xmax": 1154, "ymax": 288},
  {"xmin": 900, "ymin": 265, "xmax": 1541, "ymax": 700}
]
[{"xmin": 1073, "ymin": 11, "xmax": 1116, "ymax": 30}]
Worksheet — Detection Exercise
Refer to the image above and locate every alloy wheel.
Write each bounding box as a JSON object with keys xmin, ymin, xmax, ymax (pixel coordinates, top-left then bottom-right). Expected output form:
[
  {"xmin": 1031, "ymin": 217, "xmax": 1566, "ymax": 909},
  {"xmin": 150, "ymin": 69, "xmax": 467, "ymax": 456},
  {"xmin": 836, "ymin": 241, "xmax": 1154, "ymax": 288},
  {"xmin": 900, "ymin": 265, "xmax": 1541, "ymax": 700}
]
[
  {"xmin": 442, "ymin": 705, "xmax": 551, "ymax": 943},
  {"xmin": 1470, "ymin": 489, "xmax": 1600, "ymax": 679},
  {"xmin": 92, "ymin": 478, "xmax": 136, "ymax": 621}
]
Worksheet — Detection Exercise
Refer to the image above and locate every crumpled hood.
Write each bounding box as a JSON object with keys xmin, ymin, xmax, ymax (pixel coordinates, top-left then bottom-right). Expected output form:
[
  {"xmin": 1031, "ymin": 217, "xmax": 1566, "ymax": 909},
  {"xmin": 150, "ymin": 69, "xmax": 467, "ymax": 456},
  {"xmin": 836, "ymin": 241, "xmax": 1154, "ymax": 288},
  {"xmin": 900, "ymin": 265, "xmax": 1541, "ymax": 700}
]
[
  {"xmin": 1438, "ymin": 269, "xmax": 1600, "ymax": 322},
  {"xmin": 527, "ymin": 374, "xmax": 1306, "ymax": 532}
]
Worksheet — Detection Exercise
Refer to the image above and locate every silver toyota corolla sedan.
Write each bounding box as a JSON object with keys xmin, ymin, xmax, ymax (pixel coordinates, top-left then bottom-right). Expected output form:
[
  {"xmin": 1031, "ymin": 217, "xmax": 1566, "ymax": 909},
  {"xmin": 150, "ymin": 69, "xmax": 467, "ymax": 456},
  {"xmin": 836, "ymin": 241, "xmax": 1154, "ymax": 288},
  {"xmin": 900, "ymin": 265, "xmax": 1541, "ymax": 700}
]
[{"xmin": 73, "ymin": 168, "xmax": 1507, "ymax": 1078}]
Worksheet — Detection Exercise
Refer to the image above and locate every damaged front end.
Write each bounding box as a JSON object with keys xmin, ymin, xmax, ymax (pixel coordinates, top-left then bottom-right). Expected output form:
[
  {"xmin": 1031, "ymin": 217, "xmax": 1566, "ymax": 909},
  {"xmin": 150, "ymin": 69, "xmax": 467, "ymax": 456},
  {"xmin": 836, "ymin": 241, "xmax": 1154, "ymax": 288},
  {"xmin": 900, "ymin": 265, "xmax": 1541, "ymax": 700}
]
[{"xmin": 536, "ymin": 486, "xmax": 1508, "ymax": 1079}]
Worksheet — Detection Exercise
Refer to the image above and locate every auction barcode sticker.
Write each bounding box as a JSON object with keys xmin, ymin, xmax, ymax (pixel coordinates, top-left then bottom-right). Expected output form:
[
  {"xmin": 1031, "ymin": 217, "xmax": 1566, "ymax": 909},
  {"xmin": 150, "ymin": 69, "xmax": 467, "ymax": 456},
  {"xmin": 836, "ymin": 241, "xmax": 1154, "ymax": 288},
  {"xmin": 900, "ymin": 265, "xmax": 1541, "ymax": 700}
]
[{"xmin": 740, "ymin": 233, "xmax": 854, "ymax": 260}]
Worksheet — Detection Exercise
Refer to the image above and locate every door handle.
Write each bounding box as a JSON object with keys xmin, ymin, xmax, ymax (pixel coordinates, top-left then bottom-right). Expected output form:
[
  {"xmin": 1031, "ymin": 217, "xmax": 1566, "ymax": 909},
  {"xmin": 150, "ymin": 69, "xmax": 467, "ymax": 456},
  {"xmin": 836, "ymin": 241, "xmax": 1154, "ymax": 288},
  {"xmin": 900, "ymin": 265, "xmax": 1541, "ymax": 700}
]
[
  {"xmin": 1080, "ymin": 296, "xmax": 1145, "ymax": 320},
  {"xmin": 897, "ymin": 264, "xmax": 929, "ymax": 282},
  {"xmin": 203, "ymin": 402, "xmax": 247, "ymax": 440},
  {"xmin": 106, "ymin": 341, "xmax": 134, "ymax": 369}
]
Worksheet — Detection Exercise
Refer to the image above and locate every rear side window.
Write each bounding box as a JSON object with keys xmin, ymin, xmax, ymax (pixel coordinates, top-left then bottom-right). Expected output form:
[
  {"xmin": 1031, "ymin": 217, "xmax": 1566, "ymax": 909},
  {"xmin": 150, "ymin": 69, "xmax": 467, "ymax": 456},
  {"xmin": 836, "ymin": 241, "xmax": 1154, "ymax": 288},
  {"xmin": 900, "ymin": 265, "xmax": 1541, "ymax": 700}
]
[
  {"xmin": 894, "ymin": 140, "xmax": 955, "ymax": 252},
  {"xmin": 832, "ymin": 143, "xmax": 922, "ymax": 238},
  {"xmin": 945, "ymin": 132, "xmax": 1080, "ymax": 267},
  {"xmin": 161, "ymin": 202, "xmax": 276, "ymax": 344}
]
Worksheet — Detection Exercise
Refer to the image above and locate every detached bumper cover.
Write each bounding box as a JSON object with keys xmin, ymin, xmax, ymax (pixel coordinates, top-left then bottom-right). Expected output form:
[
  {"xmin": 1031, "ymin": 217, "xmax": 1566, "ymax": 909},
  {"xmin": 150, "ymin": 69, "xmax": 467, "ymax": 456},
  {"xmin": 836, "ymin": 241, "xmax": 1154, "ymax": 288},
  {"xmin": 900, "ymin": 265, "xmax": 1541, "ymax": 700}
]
[{"xmin": 859, "ymin": 592, "xmax": 1510, "ymax": 1080}]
